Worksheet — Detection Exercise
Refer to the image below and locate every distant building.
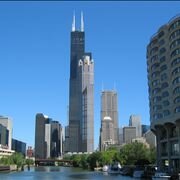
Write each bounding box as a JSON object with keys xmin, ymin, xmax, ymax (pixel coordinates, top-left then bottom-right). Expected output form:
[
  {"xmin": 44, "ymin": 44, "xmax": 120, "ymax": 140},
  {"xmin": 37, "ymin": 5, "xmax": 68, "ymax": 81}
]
[
  {"xmin": 129, "ymin": 115, "xmax": 142, "ymax": 138},
  {"xmin": 118, "ymin": 127, "xmax": 123, "ymax": 145},
  {"xmin": 0, "ymin": 116, "xmax": 12, "ymax": 150},
  {"xmin": 26, "ymin": 146, "xmax": 34, "ymax": 158},
  {"xmin": 123, "ymin": 126, "xmax": 136, "ymax": 144},
  {"xmin": 0, "ymin": 144, "xmax": 14, "ymax": 158},
  {"xmin": 141, "ymin": 124, "xmax": 150, "ymax": 135},
  {"xmin": 64, "ymin": 126, "xmax": 70, "ymax": 153},
  {"xmin": 35, "ymin": 113, "xmax": 62, "ymax": 159},
  {"xmin": 132, "ymin": 137, "xmax": 150, "ymax": 148},
  {"xmin": 100, "ymin": 90, "xmax": 119, "ymax": 151},
  {"xmin": 144, "ymin": 130, "xmax": 156, "ymax": 148},
  {"xmin": 0, "ymin": 124, "xmax": 9, "ymax": 147},
  {"xmin": 100, "ymin": 116, "xmax": 114, "ymax": 151},
  {"xmin": 12, "ymin": 138, "xmax": 26, "ymax": 156}
]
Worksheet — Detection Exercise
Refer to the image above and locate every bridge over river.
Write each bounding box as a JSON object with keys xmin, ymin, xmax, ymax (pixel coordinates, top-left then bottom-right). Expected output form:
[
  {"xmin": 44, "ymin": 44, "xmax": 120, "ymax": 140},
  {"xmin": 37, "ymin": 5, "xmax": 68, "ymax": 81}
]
[{"xmin": 35, "ymin": 159, "xmax": 73, "ymax": 166}]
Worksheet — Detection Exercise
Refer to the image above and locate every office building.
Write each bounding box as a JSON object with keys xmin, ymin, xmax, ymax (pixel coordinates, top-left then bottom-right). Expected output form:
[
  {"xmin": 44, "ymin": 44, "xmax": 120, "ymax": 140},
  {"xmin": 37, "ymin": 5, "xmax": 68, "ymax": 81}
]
[
  {"xmin": 143, "ymin": 130, "xmax": 156, "ymax": 148},
  {"xmin": 35, "ymin": 113, "xmax": 62, "ymax": 159},
  {"xmin": 147, "ymin": 15, "xmax": 180, "ymax": 171},
  {"xmin": 27, "ymin": 146, "xmax": 34, "ymax": 158},
  {"xmin": 12, "ymin": 138, "xmax": 26, "ymax": 156},
  {"xmin": 141, "ymin": 124, "xmax": 150, "ymax": 136},
  {"xmin": 100, "ymin": 90, "xmax": 119, "ymax": 151},
  {"xmin": 119, "ymin": 127, "xmax": 123, "ymax": 145},
  {"xmin": 0, "ymin": 116, "xmax": 12, "ymax": 150},
  {"xmin": 68, "ymin": 12, "xmax": 94, "ymax": 152},
  {"xmin": 0, "ymin": 124, "xmax": 8, "ymax": 147},
  {"xmin": 129, "ymin": 115, "xmax": 142, "ymax": 138},
  {"xmin": 123, "ymin": 126, "xmax": 136, "ymax": 144},
  {"xmin": 100, "ymin": 116, "xmax": 114, "ymax": 151}
]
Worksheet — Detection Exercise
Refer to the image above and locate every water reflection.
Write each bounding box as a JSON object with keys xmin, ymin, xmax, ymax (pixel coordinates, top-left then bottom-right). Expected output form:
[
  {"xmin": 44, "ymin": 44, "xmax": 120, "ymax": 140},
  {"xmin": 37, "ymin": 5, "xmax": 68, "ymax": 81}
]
[{"xmin": 0, "ymin": 166, "xmax": 133, "ymax": 180}]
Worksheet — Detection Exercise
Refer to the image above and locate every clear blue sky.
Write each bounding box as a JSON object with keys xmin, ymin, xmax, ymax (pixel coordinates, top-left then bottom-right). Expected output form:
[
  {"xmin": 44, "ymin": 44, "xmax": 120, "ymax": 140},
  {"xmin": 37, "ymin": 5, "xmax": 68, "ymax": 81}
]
[{"xmin": 0, "ymin": 1, "xmax": 179, "ymax": 149}]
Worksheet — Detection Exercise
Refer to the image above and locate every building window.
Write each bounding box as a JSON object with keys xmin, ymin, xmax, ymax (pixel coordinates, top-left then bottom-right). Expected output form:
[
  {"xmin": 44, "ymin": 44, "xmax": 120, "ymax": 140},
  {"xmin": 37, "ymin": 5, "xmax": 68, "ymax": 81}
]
[
  {"xmin": 169, "ymin": 29, "xmax": 180, "ymax": 40},
  {"xmin": 152, "ymin": 79, "xmax": 160, "ymax": 86},
  {"xmin": 174, "ymin": 96, "xmax": 180, "ymax": 104},
  {"xmin": 173, "ymin": 86, "xmax": 180, "ymax": 95},
  {"xmin": 158, "ymin": 31, "xmax": 164, "ymax": 38},
  {"xmin": 153, "ymin": 105, "xmax": 162, "ymax": 111},
  {"xmin": 171, "ymin": 48, "xmax": 180, "ymax": 57},
  {"xmin": 172, "ymin": 67, "xmax": 180, "ymax": 76},
  {"xmin": 150, "ymin": 39, "xmax": 158, "ymax": 47},
  {"xmin": 171, "ymin": 57, "xmax": 180, "ymax": 67},
  {"xmin": 161, "ymin": 73, "xmax": 167, "ymax": 81},
  {"xmin": 160, "ymin": 65, "xmax": 167, "ymax": 71},
  {"xmin": 159, "ymin": 47, "xmax": 166, "ymax": 55},
  {"xmin": 151, "ymin": 63, "xmax": 159, "ymax": 71},
  {"xmin": 169, "ymin": 20, "xmax": 180, "ymax": 32},
  {"xmin": 172, "ymin": 77, "xmax": 180, "ymax": 85},
  {"xmin": 163, "ymin": 100, "xmax": 170, "ymax": 106},
  {"xmin": 153, "ymin": 113, "xmax": 162, "ymax": 120},
  {"xmin": 175, "ymin": 106, "xmax": 180, "ymax": 113},
  {"xmin": 151, "ymin": 55, "xmax": 158, "ymax": 63},
  {"xmin": 163, "ymin": 110, "xmax": 170, "ymax": 117},
  {"xmin": 152, "ymin": 71, "xmax": 159, "ymax": 78},
  {"xmin": 161, "ymin": 82, "xmax": 169, "ymax": 89},
  {"xmin": 160, "ymin": 56, "xmax": 166, "ymax": 63},
  {"xmin": 170, "ymin": 38, "xmax": 180, "ymax": 49},
  {"xmin": 152, "ymin": 88, "xmax": 161, "ymax": 95},
  {"xmin": 162, "ymin": 91, "xmax": 169, "ymax": 98},
  {"xmin": 153, "ymin": 96, "xmax": 161, "ymax": 103},
  {"xmin": 171, "ymin": 141, "xmax": 179, "ymax": 156},
  {"xmin": 159, "ymin": 39, "xmax": 165, "ymax": 46},
  {"xmin": 150, "ymin": 47, "xmax": 158, "ymax": 55}
]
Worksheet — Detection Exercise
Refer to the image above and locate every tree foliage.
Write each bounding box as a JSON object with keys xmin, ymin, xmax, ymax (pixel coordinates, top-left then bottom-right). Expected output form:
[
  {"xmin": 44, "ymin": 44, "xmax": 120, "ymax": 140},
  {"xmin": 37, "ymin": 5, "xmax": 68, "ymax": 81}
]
[{"xmin": 64, "ymin": 142, "xmax": 156, "ymax": 170}]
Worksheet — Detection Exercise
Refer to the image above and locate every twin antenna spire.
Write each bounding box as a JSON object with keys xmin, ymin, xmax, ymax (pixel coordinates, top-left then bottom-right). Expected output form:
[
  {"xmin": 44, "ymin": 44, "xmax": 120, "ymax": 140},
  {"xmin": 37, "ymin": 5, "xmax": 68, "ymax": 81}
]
[{"xmin": 72, "ymin": 11, "xmax": 84, "ymax": 32}]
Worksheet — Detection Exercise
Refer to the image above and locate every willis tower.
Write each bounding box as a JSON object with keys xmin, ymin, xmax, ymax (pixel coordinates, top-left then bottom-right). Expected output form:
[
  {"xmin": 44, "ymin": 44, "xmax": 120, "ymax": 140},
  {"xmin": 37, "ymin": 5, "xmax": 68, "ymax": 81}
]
[{"xmin": 68, "ymin": 12, "xmax": 94, "ymax": 152}]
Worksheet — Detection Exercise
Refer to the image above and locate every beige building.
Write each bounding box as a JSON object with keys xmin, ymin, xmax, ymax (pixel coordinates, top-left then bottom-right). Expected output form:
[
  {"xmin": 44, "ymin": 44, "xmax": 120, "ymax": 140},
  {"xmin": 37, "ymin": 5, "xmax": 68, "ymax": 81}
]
[
  {"xmin": 144, "ymin": 130, "xmax": 156, "ymax": 148},
  {"xmin": 147, "ymin": 15, "xmax": 180, "ymax": 172},
  {"xmin": 99, "ymin": 90, "xmax": 119, "ymax": 151}
]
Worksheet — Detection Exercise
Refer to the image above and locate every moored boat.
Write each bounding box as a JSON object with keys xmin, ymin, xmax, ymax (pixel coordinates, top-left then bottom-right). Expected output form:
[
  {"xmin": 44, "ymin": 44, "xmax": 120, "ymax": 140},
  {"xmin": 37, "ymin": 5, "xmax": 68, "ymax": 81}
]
[{"xmin": 152, "ymin": 172, "xmax": 171, "ymax": 180}]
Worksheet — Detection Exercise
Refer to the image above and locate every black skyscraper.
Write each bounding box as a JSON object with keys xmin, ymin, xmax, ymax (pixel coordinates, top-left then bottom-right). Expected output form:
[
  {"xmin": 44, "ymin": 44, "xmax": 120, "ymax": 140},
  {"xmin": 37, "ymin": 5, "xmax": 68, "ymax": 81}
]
[{"xmin": 68, "ymin": 13, "xmax": 94, "ymax": 152}]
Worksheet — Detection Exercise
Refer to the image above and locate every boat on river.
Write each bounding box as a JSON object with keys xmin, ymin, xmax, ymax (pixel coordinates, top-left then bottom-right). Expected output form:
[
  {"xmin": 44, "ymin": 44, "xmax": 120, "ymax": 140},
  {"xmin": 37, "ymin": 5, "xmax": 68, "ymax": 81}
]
[
  {"xmin": 152, "ymin": 172, "xmax": 171, "ymax": 180},
  {"xmin": 108, "ymin": 162, "xmax": 121, "ymax": 174},
  {"xmin": 102, "ymin": 165, "xmax": 109, "ymax": 172}
]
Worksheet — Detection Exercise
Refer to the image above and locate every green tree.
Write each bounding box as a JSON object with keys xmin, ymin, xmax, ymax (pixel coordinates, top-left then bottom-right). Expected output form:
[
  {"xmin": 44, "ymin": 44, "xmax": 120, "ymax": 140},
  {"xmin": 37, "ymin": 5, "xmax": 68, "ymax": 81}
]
[
  {"xmin": 87, "ymin": 151, "xmax": 102, "ymax": 170},
  {"xmin": 80, "ymin": 154, "xmax": 89, "ymax": 169},
  {"xmin": 148, "ymin": 147, "xmax": 156, "ymax": 164},
  {"xmin": 119, "ymin": 142, "xmax": 150, "ymax": 165},
  {"xmin": 71, "ymin": 154, "xmax": 81, "ymax": 167},
  {"xmin": 25, "ymin": 158, "xmax": 34, "ymax": 166}
]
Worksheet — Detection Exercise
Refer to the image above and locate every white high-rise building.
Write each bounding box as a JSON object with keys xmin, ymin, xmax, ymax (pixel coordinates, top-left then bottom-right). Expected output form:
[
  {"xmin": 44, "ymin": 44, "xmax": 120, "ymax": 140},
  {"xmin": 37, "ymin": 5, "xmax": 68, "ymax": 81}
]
[{"xmin": 0, "ymin": 116, "xmax": 13, "ymax": 150}]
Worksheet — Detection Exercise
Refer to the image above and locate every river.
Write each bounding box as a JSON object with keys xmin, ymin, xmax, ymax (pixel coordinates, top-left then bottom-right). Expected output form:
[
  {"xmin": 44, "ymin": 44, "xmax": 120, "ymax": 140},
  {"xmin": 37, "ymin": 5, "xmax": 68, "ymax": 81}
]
[{"xmin": 0, "ymin": 166, "xmax": 134, "ymax": 180}]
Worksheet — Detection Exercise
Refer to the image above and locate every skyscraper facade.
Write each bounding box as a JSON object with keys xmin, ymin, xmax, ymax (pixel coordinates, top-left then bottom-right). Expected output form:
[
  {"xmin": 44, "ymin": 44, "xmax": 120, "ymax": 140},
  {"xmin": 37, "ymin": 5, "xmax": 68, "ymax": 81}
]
[
  {"xmin": 100, "ymin": 90, "xmax": 119, "ymax": 150},
  {"xmin": 68, "ymin": 13, "xmax": 94, "ymax": 152},
  {"xmin": 129, "ymin": 115, "xmax": 142, "ymax": 138},
  {"xmin": 147, "ymin": 15, "xmax": 180, "ymax": 171}
]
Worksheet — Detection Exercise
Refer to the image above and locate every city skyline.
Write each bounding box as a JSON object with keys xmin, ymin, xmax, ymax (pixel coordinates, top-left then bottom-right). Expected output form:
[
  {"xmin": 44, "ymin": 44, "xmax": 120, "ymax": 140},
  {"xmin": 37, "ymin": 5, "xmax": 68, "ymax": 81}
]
[{"xmin": 0, "ymin": 2, "xmax": 179, "ymax": 149}]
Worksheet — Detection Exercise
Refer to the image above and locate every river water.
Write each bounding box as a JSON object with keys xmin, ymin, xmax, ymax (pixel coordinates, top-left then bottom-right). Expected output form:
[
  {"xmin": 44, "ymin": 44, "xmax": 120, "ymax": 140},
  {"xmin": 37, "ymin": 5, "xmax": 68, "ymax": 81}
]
[{"xmin": 0, "ymin": 166, "xmax": 134, "ymax": 180}]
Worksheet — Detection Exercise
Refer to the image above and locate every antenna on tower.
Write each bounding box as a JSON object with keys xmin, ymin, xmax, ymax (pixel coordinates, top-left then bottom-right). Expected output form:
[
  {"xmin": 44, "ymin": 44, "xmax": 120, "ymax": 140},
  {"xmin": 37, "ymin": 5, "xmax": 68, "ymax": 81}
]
[
  {"xmin": 114, "ymin": 82, "xmax": 117, "ymax": 91},
  {"xmin": 81, "ymin": 11, "xmax": 84, "ymax": 32},
  {"xmin": 102, "ymin": 82, "xmax": 104, "ymax": 91},
  {"xmin": 72, "ymin": 11, "xmax": 76, "ymax": 32}
]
